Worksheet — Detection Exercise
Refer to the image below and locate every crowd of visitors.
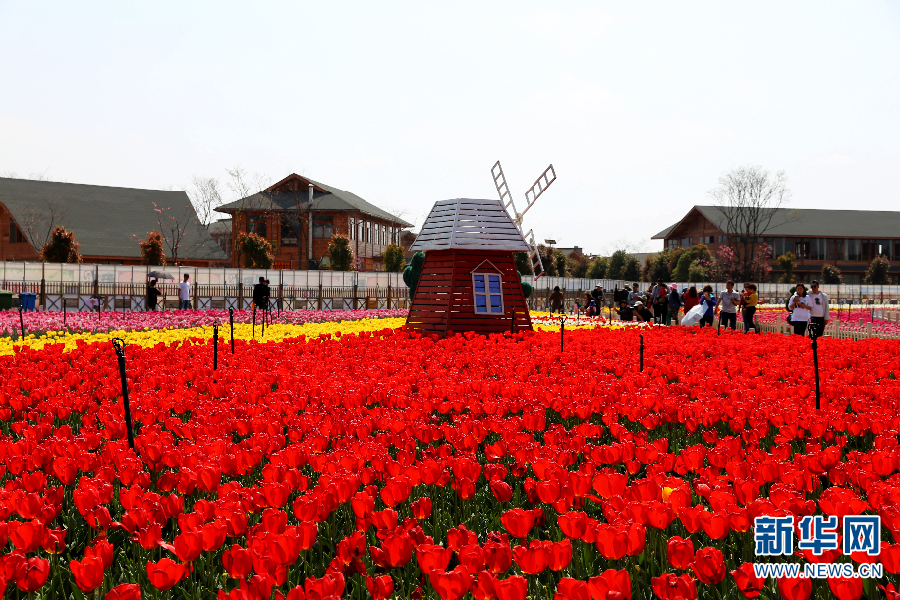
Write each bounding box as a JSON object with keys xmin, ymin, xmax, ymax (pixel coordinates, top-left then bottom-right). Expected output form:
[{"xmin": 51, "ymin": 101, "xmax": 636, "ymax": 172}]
[{"xmin": 550, "ymin": 278, "xmax": 828, "ymax": 336}]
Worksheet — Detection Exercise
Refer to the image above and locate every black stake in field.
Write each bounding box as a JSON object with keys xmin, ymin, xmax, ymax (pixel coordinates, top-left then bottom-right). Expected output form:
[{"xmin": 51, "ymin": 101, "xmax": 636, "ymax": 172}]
[
  {"xmin": 559, "ymin": 315, "xmax": 566, "ymax": 353},
  {"xmin": 639, "ymin": 333, "xmax": 644, "ymax": 372},
  {"xmin": 111, "ymin": 338, "xmax": 136, "ymax": 450},
  {"xmin": 229, "ymin": 308, "xmax": 235, "ymax": 354}
]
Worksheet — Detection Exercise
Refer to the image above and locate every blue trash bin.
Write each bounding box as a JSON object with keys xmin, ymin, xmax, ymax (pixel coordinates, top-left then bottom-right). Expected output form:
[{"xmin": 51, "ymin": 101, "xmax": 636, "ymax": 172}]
[{"xmin": 20, "ymin": 292, "xmax": 37, "ymax": 312}]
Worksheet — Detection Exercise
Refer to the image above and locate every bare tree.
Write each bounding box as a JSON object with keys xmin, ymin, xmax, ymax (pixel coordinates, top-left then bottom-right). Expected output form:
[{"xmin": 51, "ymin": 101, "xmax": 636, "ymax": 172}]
[
  {"xmin": 153, "ymin": 202, "xmax": 198, "ymax": 266},
  {"xmin": 186, "ymin": 176, "xmax": 224, "ymax": 226},
  {"xmin": 18, "ymin": 198, "xmax": 67, "ymax": 252},
  {"xmin": 224, "ymin": 167, "xmax": 271, "ymax": 266},
  {"xmin": 708, "ymin": 165, "xmax": 796, "ymax": 281}
]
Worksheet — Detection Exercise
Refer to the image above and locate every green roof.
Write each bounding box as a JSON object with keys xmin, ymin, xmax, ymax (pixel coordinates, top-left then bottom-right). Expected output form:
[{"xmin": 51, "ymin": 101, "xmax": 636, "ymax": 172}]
[
  {"xmin": 215, "ymin": 174, "xmax": 413, "ymax": 227},
  {"xmin": 652, "ymin": 205, "xmax": 900, "ymax": 240},
  {"xmin": 0, "ymin": 177, "xmax": 227, "ymax": 261}
]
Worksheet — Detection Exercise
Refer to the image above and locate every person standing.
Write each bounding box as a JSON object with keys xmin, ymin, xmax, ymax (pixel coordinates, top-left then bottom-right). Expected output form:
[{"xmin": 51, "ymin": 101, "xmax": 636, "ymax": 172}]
[
  {"xmin": 627, "ymin": 283, "xmax": 641, "ymax": 304},
  {"xmin": 716, "ymin": 281, "xmax": 740, "ymax": 330},
  {"xmin": 584, "ymin": 292, "xmax": 599, "ymax": 317},
  {"xmin": 178, "ymin": 274, "xmax": 192, "ymax": 310},
  {"xmin": 146, "ymin": 279, "xmax": 161, "ymax": 311},
  {"xmin": 788, "ymin": 283, "xmax": 812, "ymax": 336},
  {"xmin": 699, "ymin": 285, "xmax": 716, "ymax": 327},
  {"xmin": 667, "ymin": 284, "xmax": 682, "ymax": 325},
  {"xmin": 548, "ymin": 286, "xmax": 564, "ymax": 314},
  {"xmin": 742, "ymin": 283, "xmax": 758, "ymax": 333},
  {"xmin": 649, "ymin": 279, "xmax": 669, "ymax": 325},
  {"xmin": 808, "ymin": 280, "xmax": 830, "ymax": 336}
]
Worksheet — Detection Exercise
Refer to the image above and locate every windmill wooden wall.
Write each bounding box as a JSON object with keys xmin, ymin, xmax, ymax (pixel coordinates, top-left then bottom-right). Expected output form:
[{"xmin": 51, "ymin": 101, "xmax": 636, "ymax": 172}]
[{"xmin": 406, "ymin": 248, "xmax": 532, "ymax": 336}]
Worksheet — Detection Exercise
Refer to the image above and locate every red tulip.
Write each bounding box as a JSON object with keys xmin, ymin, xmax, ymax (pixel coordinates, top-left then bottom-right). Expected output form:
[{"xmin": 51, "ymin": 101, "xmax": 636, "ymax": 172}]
[
  {"xmin": 86, "ymin": 538, "xmax": 114, "ymax": 569},
  {"xmin": 417, "ymin": 544, "xmax": 453, "ymax": 574},
  {"xmin": 512, "ymin": 540, "xmax": 550, "ymax": 575},
  {"xmin": 472, "ymin": 571, "xmax": 496, "ymax": 600},
  {"xmin": 493, "ymin": 574, "xmax": 527, "ymax": 600},
  {"xmin": 828, "ymin": 577, "xmax": 863, "ymax": 600},
  {"xmin": 666, "ymin": 536, "xmax": 695, "ymax": 570},
  {"xmin": 483, "ymin": 541, "xmax": 513, "ymax": 573},
  {"xmin": 367, "ymin": 575, "xmax": 394, "ymax": 600},
  {"xmin": 105, "ymin": 583, "xmax": 141, "ymax": 600},
  {"xmin": 548, "ymin": 539, "xmax": 573, "ymax": 571},
  {"xmin": 556, "ymin": 577, "xmax": 589, "ymax": 600},
  {"xmin": 381, "ymin": 531, "xmax": 413, "ymax": 567},
  {"xmin": 588, "ymin": 569, "xmax": 631, "ymax": 600},
  {"xmin": 651, "ymin": 573, "xmax": 696, "ymax": 600},
  {"xmin": 147, "ymin": 558, "xmax": 187, "ymax": 591},
  {"xmin": 70, "ymin": 555, "xmax": 105, "ymax": 592},
  {"xmin": 222, "ymin": 545, "xmax": 252, "ymax": 578},
  {"xmin": 500, "ymin": 508, "xmax": 534, "ymax": 538},
  {"xmin": 411, "ymin": 497, "xmax": 433, "ymax": 519},
  {"xmin": 15, "ymin": 557, "xmax": 50, "ymax": 593},
  {"xmin": 777, "ymin": 577, "xmax": 812, "ymax": 600},
  {"xmin": 730, "ymin": 563, "xmax": 764, "ymax": 598},
  {"xmin": 11, "ymin": 520, "xmax": 45, "ymax": 553},
  {"xmin": 691, "ymin": 546, "xmax": 725, "ymax": 585},
  {"xmin": 428, "ymin": 565, "xmax": 472, "ymax": 600},
  {"xmin": 558, "ymin": 511, "xmax": 588, "ymax": 539},
  {"xmin": 491, "ymin": 481, "xmax": 513, "ymax": 503}
]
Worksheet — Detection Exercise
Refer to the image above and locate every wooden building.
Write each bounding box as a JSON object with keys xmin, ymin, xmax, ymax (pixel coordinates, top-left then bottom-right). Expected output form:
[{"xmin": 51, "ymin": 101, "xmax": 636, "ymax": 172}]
[
  {"xmin": 0, "ymin": 177, "xmax": 226, "ymax": 266},
  {"xmin": 214, "ymin": 173, "xmax": 412, "ymax": 270},
  {"xmin": 653, "ymin": 205, "xmax": 900, "ymax": 284},
  {"xmin": 406, "ymin": 198, "xmax": 533, "ymax": 336}
]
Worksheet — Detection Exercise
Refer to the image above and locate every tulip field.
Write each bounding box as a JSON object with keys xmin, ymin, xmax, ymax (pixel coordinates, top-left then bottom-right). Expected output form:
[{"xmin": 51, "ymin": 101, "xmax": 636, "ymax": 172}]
[{"xmin": 1, "ymin": 314, "xmax": 900, "ymax": 600}]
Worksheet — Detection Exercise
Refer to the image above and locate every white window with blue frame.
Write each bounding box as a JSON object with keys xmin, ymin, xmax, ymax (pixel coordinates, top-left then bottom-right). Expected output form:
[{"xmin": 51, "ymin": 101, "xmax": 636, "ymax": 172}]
[{"xmin": 471, "ymin": 261, "xmax": 504, "ymax": 314}]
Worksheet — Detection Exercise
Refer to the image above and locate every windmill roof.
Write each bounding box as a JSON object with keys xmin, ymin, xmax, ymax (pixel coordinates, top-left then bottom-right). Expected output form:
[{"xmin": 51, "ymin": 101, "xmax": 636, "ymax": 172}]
[
  {"xmin": 0, "ymin": 177, "xmax": 227, "ymax": 260},
  {"xmin": 409, "ymin": 198, "xmax": 531, "ymax": 252}
]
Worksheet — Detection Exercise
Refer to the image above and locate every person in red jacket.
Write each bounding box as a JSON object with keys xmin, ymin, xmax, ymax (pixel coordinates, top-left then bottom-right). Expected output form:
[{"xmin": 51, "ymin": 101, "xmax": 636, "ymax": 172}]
[{"xmin": 681, "ymin": 286, "xmax": 700, "ymax": 317}]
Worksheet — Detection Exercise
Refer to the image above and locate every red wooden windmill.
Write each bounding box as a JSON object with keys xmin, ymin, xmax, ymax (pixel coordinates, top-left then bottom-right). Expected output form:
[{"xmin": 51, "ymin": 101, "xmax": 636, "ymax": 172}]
[{"xmin": 405, "ymin": 198, "xmax": 533, "ymax": 336}]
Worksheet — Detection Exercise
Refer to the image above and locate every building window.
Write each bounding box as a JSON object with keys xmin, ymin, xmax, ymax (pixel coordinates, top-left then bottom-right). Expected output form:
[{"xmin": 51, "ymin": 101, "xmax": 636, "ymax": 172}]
[
  {"xmin": 847, "ymin": 239, "xmax": 861, "ymax": 261},
  {"xmin": 472, "ymin": 269, "xmax": 504, "ymax": 314},
  {"xmin": 861, "ymin": 239, "xmax": 878, "ymax": 262},
  {"xmin": 718, "ymin": 235, "xmax": 727, "ymax": 244},
  {"xmin": 366, "ymin": 221, "xmax": 371, "ymax": 243},
  {"xmin": 358, "ymin": 220, "xmax": 364, "ymax": 242},
  {"xmin": 313, "ymin": 215, "xmax": 334, "ymax": 239},
  {"xmin": 702, "ymin": 236, "xmax": 714, "ymax": 244},
  {"xmin": 810, "ymin": 238, "xmax": 826, "ymax": 260},
  {"xmin": 877, "ymin": 240, "xmax": 893, "ymax": 261},
  {"xmin": 349, "ymin": 218, "xmax": 355, "ymax": 241},
  {"xmin": 666, "ymin": 239, "xmax": 677, "ymax": 250},
  {"xmin": 9, "ymin": 218, "xmax": 25, "ymax": 243},
  {"xmin": 794, "ymin": 239, "xmax": 810, "ymax": 260},
  {"xmin": 247, "ymin": 215, "xmax": 267, "ymax": 238},
  {"xmin": 827, "ymin": 239, "xmax": 845, "ymax": 261},
  {"xmin": 280, "ymin": 215, "xmax": 297, "ymax": 247},
  {"xmin": 382, "ymin": 225, "xmax": 386, "ymax": 246},
  {"xmin": 680, "ymin": 237, "xmax": 691, "ymax": 247}
]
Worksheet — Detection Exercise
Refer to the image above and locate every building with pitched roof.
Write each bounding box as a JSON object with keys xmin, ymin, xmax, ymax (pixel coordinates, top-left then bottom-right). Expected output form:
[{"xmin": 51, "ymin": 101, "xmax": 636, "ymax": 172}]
[
  {"xmin": 653, "ymin": 206, "xmax": 900, "ymax": 283},
  {"xmin": 214, "ymin": 173, "xmax": 412, "ymax": 270},
  {"xmin": 0, "ymin": 177, "xmax": 226, "ymax": 265}
]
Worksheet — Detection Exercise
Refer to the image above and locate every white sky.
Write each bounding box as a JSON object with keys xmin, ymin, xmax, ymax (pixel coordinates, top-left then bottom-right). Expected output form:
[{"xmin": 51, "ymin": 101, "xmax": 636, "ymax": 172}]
[{"xmin": 2, "ymin": 2, "xmax": 899, "ymax": 255}]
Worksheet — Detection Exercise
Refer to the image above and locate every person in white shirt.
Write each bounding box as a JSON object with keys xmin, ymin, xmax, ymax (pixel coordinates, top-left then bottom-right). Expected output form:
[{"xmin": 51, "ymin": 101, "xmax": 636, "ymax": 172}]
[
  {"xmin": 178, "ymin": 274, "xmax": 192, "ymax": 310},
  {"xmin": 788, "ymin": 283, "xmax": 812, "ymax": 336},
  {"xmin": 807, "ymin": 280, "xmax": 830, "ymax": 336},
  {"xmin": 715, "ymin": 280, "xmax": 740, "ymax": 330}
]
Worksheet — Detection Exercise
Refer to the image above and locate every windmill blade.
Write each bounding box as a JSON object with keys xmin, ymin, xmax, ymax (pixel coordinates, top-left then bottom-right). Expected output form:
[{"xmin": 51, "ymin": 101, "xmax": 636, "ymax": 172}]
[
  {"xmin": 518, "ymin": 164, "xmax": 557, "ymax": 225},
  {"xmin": 522, "ymin": 229, "xmax": 545, "ymax": 281},
  {"xmin": 491, "ymin": 161, "xmax": 521, "ymax": 224}
]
